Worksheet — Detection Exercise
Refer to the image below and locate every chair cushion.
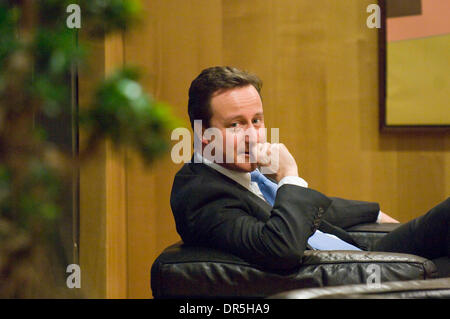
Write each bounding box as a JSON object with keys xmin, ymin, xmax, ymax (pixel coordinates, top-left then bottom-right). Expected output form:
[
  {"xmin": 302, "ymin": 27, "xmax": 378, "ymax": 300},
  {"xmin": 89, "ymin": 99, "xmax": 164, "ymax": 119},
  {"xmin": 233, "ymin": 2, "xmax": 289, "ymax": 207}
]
[{"xmin": 151, "ymin": 242, "xmax": 438, "ymax": 298}]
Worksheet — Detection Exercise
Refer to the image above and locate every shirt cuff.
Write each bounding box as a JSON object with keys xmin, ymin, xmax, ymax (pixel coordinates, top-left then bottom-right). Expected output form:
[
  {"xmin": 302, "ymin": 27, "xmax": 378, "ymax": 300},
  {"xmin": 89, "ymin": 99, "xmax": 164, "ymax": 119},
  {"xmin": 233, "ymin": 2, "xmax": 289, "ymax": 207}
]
[
  {"xmin": 376, "ymin": 211, "xmax": 382, "ymax": 223},
  {"xmin": 278, "ymin": 176, "xmax": 308, "ymax": 189}
]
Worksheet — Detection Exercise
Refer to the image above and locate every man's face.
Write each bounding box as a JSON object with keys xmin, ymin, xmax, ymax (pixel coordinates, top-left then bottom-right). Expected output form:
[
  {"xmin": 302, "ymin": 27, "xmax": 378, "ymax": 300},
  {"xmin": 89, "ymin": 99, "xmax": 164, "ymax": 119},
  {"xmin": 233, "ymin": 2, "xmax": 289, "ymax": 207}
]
[{"xmin": 205, "ymin": 85, "xmax": 265, "ymax": 172}]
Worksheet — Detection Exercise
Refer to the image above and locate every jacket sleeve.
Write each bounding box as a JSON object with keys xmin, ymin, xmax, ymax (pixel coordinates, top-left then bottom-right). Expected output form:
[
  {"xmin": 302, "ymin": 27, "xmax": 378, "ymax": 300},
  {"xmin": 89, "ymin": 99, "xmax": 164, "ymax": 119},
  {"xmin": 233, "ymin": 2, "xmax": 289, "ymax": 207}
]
[
  {"xmin": 172, "ymin": 178, "xmax": 332, "ymax": 270},
  {"xmin": 322, "ymin": 196, "xmax": 380, "ymax": 229}
]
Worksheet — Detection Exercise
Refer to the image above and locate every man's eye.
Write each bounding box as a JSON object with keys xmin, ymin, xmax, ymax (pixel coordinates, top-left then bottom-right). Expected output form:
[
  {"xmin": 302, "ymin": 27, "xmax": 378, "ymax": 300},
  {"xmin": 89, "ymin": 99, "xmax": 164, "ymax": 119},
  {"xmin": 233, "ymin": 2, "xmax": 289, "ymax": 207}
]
[{"xmin": 230, "ymin": 123, "xmax": 239, "ymax": 127}]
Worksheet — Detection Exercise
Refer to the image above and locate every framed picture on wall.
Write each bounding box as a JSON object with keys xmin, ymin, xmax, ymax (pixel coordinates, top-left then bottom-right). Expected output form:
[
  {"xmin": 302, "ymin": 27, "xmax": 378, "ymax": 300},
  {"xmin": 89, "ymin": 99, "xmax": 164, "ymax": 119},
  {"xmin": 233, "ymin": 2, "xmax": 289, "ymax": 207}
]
[{"xmin": 379, "ymin": 0, "xmax": 450, "ymax": 132}]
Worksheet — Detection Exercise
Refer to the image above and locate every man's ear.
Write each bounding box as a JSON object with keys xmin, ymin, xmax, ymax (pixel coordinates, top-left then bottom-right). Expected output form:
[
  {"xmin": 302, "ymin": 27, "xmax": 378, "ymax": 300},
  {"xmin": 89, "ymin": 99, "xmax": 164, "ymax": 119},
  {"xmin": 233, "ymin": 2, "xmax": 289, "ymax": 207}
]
[
  {"xmin": 193, "ymin": 120, "xmax": 209, "ymax": 148},
  {"xmin": 202, "ymin": 129, "xmax": 211, "ymax": 146},
  {"xmin": 201, "ymin": 126, "xmax": 217, "ymax": 145}
]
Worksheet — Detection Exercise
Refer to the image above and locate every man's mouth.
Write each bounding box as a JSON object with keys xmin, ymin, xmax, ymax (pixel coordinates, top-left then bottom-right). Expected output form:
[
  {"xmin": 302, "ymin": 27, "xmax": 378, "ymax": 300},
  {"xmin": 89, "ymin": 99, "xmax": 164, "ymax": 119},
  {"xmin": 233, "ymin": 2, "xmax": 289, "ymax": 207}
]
[
  {"xmin": 238, "ymin": 146, "xmax": 256, "ymax": 157},
  {"xmin": 240, "ymin": 150, "xmax": 252, "ymax": 157},
  {"xmin": 236, "ymin": 150, "xmax": 249, "ymax": 157}
]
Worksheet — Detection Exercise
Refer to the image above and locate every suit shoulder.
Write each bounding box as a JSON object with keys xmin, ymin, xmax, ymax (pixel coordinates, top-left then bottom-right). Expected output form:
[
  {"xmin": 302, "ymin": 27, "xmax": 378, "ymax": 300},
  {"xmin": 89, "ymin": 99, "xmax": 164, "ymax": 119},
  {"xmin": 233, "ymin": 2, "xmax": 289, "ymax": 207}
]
[{"xmin": 171, "ymin": 162, "xmax": 233, "ymax": 200}]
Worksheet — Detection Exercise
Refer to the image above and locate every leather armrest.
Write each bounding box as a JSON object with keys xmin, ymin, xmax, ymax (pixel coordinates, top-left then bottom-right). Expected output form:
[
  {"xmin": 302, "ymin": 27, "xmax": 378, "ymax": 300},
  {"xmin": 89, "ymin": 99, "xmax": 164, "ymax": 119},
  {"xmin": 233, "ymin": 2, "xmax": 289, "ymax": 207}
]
[
  {"xmin": 346, "ymin": 222, "xmax": 402, "ymax": 250},
  {"xmin": 151, "ymin": 242, "xmax": 437, "ymax": 298}
]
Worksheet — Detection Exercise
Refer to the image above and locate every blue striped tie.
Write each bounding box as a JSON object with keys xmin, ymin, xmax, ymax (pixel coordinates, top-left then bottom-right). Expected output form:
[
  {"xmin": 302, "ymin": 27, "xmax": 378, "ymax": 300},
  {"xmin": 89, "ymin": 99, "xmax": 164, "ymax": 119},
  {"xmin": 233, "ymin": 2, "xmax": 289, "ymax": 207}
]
[{"xmin": 250, "ymin": 170, "xmax": 361, "ymax": 251}]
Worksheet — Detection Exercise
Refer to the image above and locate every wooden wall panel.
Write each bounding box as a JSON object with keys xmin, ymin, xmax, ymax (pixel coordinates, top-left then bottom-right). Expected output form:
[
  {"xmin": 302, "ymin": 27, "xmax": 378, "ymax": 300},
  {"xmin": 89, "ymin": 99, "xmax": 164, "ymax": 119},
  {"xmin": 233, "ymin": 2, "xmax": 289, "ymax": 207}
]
[
  {"xmin": 123, "ymin": 0, "xmax": 223, "ymax": 298},
  {"xmin": 79, "ymin": 38, "xmax": 107, "ymax": 298},
  {"xmin": 80, "ymin": 0, "xmax": 449, "ymax": 299},
  {"xmin": 104, "ymin": 34, "xmax": 128, "ymax": 299},
  {"xmin": 79, "ymin": 33, "xmax": 128, "ymax": 298}
]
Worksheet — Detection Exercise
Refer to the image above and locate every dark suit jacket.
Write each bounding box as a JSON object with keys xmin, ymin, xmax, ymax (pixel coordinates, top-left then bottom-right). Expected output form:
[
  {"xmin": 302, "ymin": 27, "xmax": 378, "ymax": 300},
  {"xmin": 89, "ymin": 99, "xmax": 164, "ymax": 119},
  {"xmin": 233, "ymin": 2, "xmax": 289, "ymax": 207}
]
[{"xmin": 170, "ymin": 160, "xmax": 380, "ymax": 270}]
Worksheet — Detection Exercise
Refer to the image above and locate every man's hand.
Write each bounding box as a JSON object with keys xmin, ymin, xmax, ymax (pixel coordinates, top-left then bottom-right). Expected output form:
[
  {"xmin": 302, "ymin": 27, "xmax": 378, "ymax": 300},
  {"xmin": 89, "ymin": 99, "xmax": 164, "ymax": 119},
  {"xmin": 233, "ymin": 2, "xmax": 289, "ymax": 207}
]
[
  {"xmin": 378, "ymin": 211, "xmax": 400, "ymax": 223},
  {"xmin": 256, "ymin": 143, "xmax": 298, "ymax": 182}
]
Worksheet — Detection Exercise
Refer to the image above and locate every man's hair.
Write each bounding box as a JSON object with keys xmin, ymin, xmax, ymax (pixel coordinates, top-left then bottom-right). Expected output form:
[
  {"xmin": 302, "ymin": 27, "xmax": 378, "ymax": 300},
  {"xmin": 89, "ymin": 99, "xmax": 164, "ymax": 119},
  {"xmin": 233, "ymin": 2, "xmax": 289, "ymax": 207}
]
[{"xmin": 188, "ymin": 66, "xmax": 262, "ymax": 130}]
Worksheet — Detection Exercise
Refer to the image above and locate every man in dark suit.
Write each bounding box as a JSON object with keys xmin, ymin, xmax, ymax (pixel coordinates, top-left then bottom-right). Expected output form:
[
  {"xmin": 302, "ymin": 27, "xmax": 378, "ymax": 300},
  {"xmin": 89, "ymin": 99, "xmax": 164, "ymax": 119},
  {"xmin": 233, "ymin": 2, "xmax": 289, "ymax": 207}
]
[{"xmin": 171, "ymin": 66, "xmax": 449, "ymax": 273}]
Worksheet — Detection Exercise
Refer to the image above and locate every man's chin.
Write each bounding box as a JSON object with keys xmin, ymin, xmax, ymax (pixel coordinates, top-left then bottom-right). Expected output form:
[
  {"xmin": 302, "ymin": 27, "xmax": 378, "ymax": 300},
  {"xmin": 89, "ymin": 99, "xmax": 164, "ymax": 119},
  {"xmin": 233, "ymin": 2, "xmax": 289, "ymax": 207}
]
[{"xmin": 222, "ymin": 162, "xmax": 258, "ymax": 173}]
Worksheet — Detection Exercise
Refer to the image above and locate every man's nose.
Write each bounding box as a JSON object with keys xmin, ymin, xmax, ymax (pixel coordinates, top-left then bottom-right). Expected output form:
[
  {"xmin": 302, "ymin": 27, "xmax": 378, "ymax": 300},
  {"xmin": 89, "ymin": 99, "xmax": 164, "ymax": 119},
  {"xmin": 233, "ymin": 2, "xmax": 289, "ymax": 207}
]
[{"xmin": 245, "ymin": 125, "xmax": 259, "ymax": 143}]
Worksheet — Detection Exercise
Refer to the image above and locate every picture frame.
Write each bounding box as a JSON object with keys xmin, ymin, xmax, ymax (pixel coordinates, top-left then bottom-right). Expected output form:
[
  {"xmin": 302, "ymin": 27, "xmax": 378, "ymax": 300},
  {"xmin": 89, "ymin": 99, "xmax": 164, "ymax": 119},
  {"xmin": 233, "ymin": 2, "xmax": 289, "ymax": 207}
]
[{"xmin": 378, "ymin": 0, "xmax": 450, "ymax": 132}]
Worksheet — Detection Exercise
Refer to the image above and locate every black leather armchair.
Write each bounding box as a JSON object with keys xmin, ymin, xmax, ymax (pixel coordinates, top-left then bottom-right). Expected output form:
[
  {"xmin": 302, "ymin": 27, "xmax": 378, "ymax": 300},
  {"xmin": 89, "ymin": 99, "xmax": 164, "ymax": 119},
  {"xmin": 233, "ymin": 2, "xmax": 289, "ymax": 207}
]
[{"xmin": 151, "ymin": 223, "xmax": 438, "ymax": 298}]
